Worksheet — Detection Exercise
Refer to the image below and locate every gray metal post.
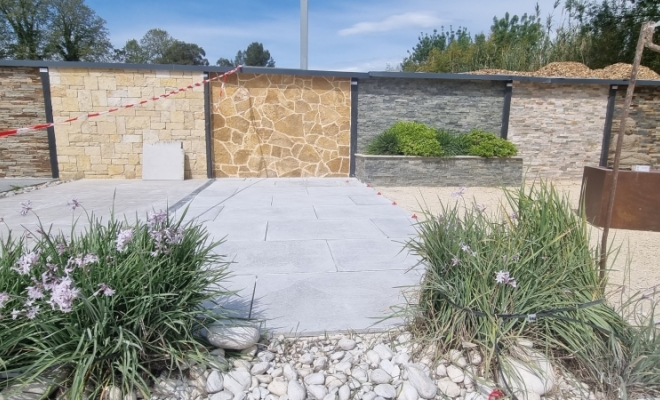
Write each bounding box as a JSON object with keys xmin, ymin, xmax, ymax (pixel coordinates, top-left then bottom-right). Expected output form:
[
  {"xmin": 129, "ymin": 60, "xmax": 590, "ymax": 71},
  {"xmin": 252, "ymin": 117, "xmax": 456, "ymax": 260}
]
[
  {"xmin": 599, "ymin": 85, "xmax": 618, "ymax": 167},
  {"xmin": 300, "ymin": 0, "xmax": 308, "ymax": 70}
]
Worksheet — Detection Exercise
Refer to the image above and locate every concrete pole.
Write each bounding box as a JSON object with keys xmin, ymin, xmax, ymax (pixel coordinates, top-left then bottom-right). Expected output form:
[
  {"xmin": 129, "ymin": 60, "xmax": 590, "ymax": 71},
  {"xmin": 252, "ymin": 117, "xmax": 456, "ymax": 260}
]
[{"xmin": 300, "ymin": 0, "xmax": 308, "ymax": 70}]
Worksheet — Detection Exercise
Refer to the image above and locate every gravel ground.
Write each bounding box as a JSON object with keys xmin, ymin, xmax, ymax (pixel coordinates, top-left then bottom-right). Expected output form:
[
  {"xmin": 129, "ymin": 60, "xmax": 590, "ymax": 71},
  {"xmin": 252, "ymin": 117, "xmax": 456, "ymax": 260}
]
[{"xmin": 374, "ymin": 180, "xmax": 660, "ymax": 301}]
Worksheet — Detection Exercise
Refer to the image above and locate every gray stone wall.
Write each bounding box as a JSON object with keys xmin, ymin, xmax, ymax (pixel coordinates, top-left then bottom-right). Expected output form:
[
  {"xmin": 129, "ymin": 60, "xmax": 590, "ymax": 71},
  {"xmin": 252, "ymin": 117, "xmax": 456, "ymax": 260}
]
[
  {"xmin": 355, "ymin": 154, "xmax": 522, "ymax": 187},
  {"xmin": 508, "ymin": 82, "xmax": 609, "ymax": 179},
  {"xmin": 356, "ymin": 78, "xmax": 505, "ymax": 153}
]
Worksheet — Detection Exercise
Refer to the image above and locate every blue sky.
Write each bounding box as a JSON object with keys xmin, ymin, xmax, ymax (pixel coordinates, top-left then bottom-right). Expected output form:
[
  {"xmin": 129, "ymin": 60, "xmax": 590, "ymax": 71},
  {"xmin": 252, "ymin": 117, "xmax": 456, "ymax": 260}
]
[{"xmin": 89, "ymin": 0, "xmax": 561, "ymax": 71}]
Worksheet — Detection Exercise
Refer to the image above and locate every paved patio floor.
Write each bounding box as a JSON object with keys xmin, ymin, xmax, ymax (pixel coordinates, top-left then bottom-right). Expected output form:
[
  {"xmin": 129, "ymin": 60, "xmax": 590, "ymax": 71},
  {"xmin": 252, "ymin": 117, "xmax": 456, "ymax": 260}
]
[{"xmin": 0, "ymin": 178, "xmax": 422, "ymax": 335}]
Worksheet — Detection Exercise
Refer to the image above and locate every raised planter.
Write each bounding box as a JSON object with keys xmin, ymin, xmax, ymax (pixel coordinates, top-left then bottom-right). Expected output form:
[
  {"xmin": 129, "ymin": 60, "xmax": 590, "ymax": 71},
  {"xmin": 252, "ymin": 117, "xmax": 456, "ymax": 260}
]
[
  {"xmin": 580, "ymin": 166, "xmax": 660, "ymax": 232},
  {"xmin": 355, "ymin": 154, "xmax": 523, "ymax": 187}
]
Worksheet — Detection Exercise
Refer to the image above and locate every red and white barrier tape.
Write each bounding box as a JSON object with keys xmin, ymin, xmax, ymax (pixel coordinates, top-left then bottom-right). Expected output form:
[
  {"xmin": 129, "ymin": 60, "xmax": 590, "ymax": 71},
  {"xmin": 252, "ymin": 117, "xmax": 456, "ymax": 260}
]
[{"xmin": 0, "ymin": 65, "xmax": 241, "ymax": 138}]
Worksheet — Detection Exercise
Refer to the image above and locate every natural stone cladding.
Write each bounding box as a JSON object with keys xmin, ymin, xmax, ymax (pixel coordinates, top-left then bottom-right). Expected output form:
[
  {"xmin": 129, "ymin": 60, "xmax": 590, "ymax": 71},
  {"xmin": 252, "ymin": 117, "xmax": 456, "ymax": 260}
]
[
  {"xmin": 357, "ymin": 78, "xmax": 505, "ymax": 153},
  {"xmin": 0, "ymin": 67, "xmax": 51, "ymax": 178},
  {"xmin": 508, "ymin": 82, "xmax": 609, "ymax": 179},
  {"xmin": 355, "ymin": 154, "xmax": 522, "ymax": 187},
  {"xmin": 49, "ymin": 68, "xmax": 207, "ymax": 179},
  {"xmin": 609, "ymin": 86, "xmax": 660, "ymax": 167},
  {"xmin": 211, "ymin": 73, "xmax": 351, "ymax": 178}
]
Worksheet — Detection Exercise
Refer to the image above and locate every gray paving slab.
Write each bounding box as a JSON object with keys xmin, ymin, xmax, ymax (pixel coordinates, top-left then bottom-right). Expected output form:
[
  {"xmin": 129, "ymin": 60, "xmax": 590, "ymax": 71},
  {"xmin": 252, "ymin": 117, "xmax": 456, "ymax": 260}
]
[
  {"xmin": 0, "ymin": 178, "xmax": 52, "ymax": 192},
  {"xmin": 271, "ymin": 194, "xmax": 354, "ymax": 206},
  {"xmin": 306, "ymin": 186, "xmax": 377, "ymax": 196},
  {"xmin": 205, "ymin": 221, "xmax": 268, "ymax": 242},
  {"xmin": 371, "ymin": 217, "xmax": 420, "ymax": 239},
  {"xmin": 221, "ymin": 240, "xmax": 336, "ymax": 275},
  {"xmin": 266, "ymin": 219, "xmax": 387, "ymax": 241},
  {"xmin": 314, "ymin": 204, "xmax": 409, "ymax": 219},
  {"xmin": 217, "ymin": 205, "xmax": 317, "ymax": 222},
  {"xmin": 250, "ymin": 270, "xmax": 423, "ymax": 334},
  {"xmin": 349, "ymin": 195, "xmax": 393, "ymax": 205},
  {"xmin": 327, "ymin": 239, "xmax": 420, "ymax": 272}
]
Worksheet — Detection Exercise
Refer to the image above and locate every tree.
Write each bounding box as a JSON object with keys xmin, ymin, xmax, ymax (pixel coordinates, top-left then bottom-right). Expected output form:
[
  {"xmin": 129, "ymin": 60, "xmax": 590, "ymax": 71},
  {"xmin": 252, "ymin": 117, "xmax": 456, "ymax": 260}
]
[
  {"xmin": 112, "ymin": 39, "xmax": 148, "ymax": 63},
  {"xmin": 154, "ymin": 40, "xmax": 208, "ymax": 65},
  {"xmin": 215, "ymin": 57, "xmax": 234, "ymax": 67},
  {"xmin": 48, "ymin": 0, "xmax": 112, "ymax": 61},
  {"xmin": 240, "ymin": 42, "xmax": 275, "ymax": 66},
  {"xmin": 139, "ymin": 28, "xmax": 172, "ymax": 62},
  {"xmin": 0, "ymin": 0, "xmax": 52, "ymax": 59},
  {"xmin": 0, "ymin": 16, "xmax": 12, "ymax": 58}
]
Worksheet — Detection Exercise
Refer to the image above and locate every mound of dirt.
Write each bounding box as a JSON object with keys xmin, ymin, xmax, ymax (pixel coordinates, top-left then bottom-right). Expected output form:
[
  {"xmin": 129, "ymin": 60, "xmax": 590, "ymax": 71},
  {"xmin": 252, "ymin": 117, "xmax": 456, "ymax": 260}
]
[{"xmin": 468, "ymin": 61, "xmax": 660, "ymax": 80}]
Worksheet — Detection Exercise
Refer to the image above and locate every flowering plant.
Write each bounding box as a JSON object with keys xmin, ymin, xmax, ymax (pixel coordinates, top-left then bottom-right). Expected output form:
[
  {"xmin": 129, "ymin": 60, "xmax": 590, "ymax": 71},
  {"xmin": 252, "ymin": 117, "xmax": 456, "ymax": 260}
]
[{"xmin": 0, "ymin": 200, "xmax": 234, "ymax": 399}]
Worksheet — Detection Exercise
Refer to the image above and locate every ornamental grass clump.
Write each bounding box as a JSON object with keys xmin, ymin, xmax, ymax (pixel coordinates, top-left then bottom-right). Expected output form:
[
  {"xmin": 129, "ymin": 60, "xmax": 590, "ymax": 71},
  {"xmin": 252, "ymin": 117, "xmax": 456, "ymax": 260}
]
[
  {"xmin": 403, "ymin": 181, "xmax": 660, "ymax": 395},
  {"xmin": 0, "ymin": 200, "xmax": 233, "ymax": 399}
]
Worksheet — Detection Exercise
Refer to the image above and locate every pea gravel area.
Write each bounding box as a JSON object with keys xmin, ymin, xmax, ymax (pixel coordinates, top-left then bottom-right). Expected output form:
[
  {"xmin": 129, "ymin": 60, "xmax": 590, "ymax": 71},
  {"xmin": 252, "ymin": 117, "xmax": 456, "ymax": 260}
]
[{"xmin": 373, "ymin": 180, "xmax": 660, "ymax": 299}]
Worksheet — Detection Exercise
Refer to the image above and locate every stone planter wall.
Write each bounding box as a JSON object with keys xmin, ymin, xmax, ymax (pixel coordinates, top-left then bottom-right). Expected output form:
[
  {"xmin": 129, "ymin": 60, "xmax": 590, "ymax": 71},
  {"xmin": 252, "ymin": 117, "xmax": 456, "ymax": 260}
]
[{"xmin": 355, "ymin": 154, "xmax": 523, "ymax": 186}]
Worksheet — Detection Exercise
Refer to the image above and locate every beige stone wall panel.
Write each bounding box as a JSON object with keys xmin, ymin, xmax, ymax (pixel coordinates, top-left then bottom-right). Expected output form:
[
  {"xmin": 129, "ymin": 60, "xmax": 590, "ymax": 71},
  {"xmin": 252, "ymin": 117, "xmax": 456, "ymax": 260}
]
[
  {"xmin": 211, "ymin": 73, "xmax": 351, "ymax": 177},
  {"xmin": 50, "ymin": 68, "xmax": 207, "ymax": 179},
  {"xmin": 508, "ymin": 82, "xmax": 608, "ymax": 179}
]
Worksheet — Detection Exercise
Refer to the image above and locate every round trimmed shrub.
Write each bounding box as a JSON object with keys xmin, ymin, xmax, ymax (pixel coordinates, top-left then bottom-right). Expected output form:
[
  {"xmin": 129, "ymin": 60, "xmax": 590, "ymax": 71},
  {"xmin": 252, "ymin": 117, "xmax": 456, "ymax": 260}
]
[
  {"xmin": 466, "ymin": 129, "xmax": 518, "ymax": 158},
  {"xmin": 385, "ymin": 121, "xmax": 444, "ymax": 157}
]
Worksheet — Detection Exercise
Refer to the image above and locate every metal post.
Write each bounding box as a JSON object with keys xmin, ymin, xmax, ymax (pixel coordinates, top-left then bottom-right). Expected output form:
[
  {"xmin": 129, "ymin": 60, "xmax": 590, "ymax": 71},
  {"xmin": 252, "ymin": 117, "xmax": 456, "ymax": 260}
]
[
  {"xmin": 349, "ymin": 78, "xmax": 358, "ymax": 177},
  {"xmin": 39, "ymin": 67, "xmax": 59, "ymax": 179},
  {"xmin": 599, "ymin": 85, "xmax": 618, "ymax": 167},
  {"xmin": 599, "ymin": 21, "xmax": 658, "ymax": 280},
  {"xmin": 500, "ymin": 81, "xmax": 513, "ymax": 140},
  {"xmin": 300, "ymin": 0, "xmax": 308, "ymax": 70},
  {"xmin": 204, "ymin": 72, "xmax": 214, "ymax": 179}
]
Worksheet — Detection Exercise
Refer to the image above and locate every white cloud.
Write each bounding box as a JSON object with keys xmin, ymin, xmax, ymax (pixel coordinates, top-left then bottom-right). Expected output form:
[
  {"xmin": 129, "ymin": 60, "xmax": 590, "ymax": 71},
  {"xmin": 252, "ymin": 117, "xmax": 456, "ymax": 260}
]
[{"xmin": 338, "ymin": 12, "xmax": 443, "ymax": 36}]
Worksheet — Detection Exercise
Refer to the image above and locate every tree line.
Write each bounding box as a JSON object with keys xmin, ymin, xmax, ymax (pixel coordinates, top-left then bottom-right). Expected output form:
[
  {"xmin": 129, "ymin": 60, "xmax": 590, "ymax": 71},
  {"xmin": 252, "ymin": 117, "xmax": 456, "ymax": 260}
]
[
  {"xmin": 400, "ymin": 0, "xmax": 660, "ymax": 73},
  {"xmin": 0, "ymin": 0, "xmax": 276, "ymax": 66}
]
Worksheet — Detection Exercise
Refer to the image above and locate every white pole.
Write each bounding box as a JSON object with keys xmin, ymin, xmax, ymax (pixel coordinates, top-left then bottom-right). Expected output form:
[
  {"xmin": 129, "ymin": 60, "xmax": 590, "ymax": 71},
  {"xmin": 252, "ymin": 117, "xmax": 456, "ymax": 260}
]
[{"xmin": 300, "ymin": 0, "xmax": 308, "ymax": 69}]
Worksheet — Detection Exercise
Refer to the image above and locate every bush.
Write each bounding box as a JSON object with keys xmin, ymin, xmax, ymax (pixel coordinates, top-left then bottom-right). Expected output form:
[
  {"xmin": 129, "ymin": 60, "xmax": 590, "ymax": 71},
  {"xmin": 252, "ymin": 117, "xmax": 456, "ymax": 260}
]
[
  {"xmin": 436, "ymin": 129, "xmax": 470, "ymax": 156},
  {"xmin": 466, "ymin": 129, "xmax": 518, "ymax": 158},
  {"xmin": 0, "ymin": 203, "xmax": 234, "ymax": 398},
  {"xmin": 366, "ymin": 129, "xmax": 400, "ymax": 155},
  {"xmin": 404, "ymin": 181, "xmax": 634, "ymax": 393},
  {"xmin": 384, "ymin": 121, "xmax": 443, "ymax": 157}
]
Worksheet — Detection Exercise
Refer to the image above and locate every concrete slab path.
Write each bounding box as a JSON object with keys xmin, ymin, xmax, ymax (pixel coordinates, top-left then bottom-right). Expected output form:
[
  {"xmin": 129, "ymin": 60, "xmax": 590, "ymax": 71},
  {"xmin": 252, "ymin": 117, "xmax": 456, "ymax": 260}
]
[{"xmin": 0, "ymin": 178, "xmax": 422, "ymax": 335}]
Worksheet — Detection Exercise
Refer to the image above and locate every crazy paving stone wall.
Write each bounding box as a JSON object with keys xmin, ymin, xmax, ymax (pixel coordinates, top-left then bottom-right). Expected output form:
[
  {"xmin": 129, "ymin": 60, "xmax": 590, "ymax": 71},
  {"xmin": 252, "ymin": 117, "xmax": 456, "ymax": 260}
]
[
  {"xmin": 49, "ymin": 68, "xmax": 207, "ymax": 179},
  {"xmin": 0, "ymin": 67, "xmax": 52, "ymax": 178},
  {"xmin": 211, "ymin": 73, "xmax": 351, "ymax": 177},
  {"xmin": 508, "ymin": 82, "xmax": 609, "ymax": 179},
  {"xmin": 608, "ymin": 86, "xmax": 660, "ymax": 168}
]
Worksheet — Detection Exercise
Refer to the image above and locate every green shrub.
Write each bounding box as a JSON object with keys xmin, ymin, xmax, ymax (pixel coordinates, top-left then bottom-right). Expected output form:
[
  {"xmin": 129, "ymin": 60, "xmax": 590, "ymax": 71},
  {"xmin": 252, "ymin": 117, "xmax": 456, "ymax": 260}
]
[
  {"xmin": 404, "ymin": 181, "xmax": 632, "ymax": 392},
  {"xmin": 366, "ymin": 130, "xmax": 400, "ymax": 155},
  {"xmin": 466, "ymin": 129, "xmax": 518, "ymax": 158},
  {"xmin": 436, "ymin": 129, "xmax": 470, "ymax": 156},
  {"xmin": 0, "ymin": 203, "xmax": 234, "ymax": 398},
  {"xmin": 385, "ymin": 121, "xmax": 443, "ymax": 157}
]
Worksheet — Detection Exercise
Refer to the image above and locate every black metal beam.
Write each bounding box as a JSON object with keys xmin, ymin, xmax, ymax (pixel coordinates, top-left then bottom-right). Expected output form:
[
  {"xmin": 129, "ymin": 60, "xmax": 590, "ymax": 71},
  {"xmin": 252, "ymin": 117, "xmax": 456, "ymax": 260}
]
[
  {"xmin": 600, "ymin": 85, "xmax": 619, "ymax": 167},
  {"xmin": 500, "ymin": 81, "xmax": 513, "ymax": 140},
  {"xmin": 39, "ymin": 67, "xmax": 59, "ymax": 179},
  {"xmin": 349, "ymin": 78, "xmax": 358, "ymax": 177},
  {"xmin": 204, "ymin": 72, "xmax": 214, "ymax": 179}
]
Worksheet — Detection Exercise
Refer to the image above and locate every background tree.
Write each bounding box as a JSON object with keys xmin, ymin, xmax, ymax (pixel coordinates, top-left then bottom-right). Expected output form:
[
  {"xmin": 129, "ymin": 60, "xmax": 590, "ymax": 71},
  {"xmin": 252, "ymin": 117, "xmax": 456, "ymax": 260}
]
[
  {"xmin": 0, "ymin": 16, "xmax": 12, "ymax": 58},
  {"xmin": 0, "ymin": 0, "xmax": 52, "ymax": 59},
  {"xmin": 138, "ymin": 28, "xmax": 172, "ymax": 62},
  {"xmin": 111, "ymin": 39, "xmax": 147, "ymax": 63},
  {"xmin": 215, "ymin": 57, "xmax": 234, "ymax": 67},
  {"xmin": 48, "ymin": 0, "xmax": 112, "ymax": 61},
  {"xmin": 216, "ymin": 41, "xmax": 275, "ymax": 67},
  {"xmin": 153, "ymin": 40, "xmax": 208, "ymax": 65}
]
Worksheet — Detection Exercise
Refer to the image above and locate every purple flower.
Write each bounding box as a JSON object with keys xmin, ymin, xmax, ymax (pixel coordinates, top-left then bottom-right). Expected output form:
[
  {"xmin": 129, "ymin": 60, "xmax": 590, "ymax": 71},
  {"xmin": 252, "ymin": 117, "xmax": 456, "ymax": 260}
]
[
  {"xmin": 13, "ymin": 252, "xmax": 40, "ymax": 275},
  {"xmin": 56, "ymin": 243, "xmax": 67, "ymax": 255},
  {"xmin": 11, "ymin": 309, "xmax": 20, "ymax": 319},
  {"xmin": 67, "ymin": 198, "xmax": 81, "ymax": 210},
  {"xmin": 475, "ymin": 203, "xmax": 487, "ymax": 213},
  {"xmin": 115, "ymin": 229, "xmax": 134, "ymax": 252},
  {"xmin": 67, "ymin": 253, "xmax": 99, "ymax": 271},
  {"xmin": 94, "ymin": 283, "xmax": 116, "ymax": 297},
  {"xmin": 495, "ymin": 270, "xmax": 517, "ymax": 288},
  {"xmin": 165, "ymin": 227, "xmax": 184, "ymax": 245},
  {"xmin": 510, "ymin": 212, "xmax": 518, "ymax": 220},
  {"xmin": 451, "ymin": 257, "xmax": 460, "ymax": 266},
  {"xmin": 26, "ymin": 286, "xmax": 45, "ymax": 300},
  {"xmin": 459, "ymin": 243, "xmax": 477, "ymax": 257},
  {"xmin": 20, "ymin": 200, "xmax": 33, "ymax": 216},
  {"xmin": 25, "ymin": 306, "xmax": 39, "ymax": 319},
  {"xmin": 451, "ymin": 187, "xmax": 467, "ymax": 198},
  {"xmin": 47, "ymin": 276, "xmax": 80, "ymax": 313},
  {"xmin": 0, "ymin": 292, "xmax": 9, "ymax": 308},
  {"xmin": 147, "ymin": 210, "xmax": 167, "ymax": 228}
]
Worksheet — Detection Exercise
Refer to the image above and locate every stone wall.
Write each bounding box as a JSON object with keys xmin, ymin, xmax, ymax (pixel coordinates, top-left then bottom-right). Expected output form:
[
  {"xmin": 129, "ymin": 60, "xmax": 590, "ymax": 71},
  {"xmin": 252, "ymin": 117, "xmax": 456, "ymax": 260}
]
[
  {"xmin": 211, "ymin": 73, "xmax": 351, "ymax": 177},
  {"xmin": 355, "ymin": 154, "xmax": 522, "ymax": 186},
  {"xmin": 49, "ymin": 68, "xmax": 207, "ymax": 179},
  {"xmin": 608, "ymin": 86, "xmax": 660, "ymax": 168},
  {"xmin": 356, "ymin": 78, "xmax": 505, "ymax": 153},
  {"xmin": 0, "ymin": 67, "xmax": 51, "ymax": 178},
  {"xmin": 508, "ymin": 82, "xmax": 609, "ymax": 179}
]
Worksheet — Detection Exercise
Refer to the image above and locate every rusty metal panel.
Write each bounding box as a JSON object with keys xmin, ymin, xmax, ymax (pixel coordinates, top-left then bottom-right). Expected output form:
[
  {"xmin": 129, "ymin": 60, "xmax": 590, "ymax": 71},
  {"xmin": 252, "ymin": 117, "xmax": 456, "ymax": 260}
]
[{"xmin": 581, "ymin": 166, "xmax": 660, "ymax": 232}]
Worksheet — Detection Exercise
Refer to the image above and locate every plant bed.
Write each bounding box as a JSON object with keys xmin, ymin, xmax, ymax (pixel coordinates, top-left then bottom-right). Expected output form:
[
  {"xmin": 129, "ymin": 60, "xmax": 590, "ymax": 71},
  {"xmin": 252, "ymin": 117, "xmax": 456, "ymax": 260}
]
[{"xmin": 355, "ymin": 154, "xmax": 523, "ymax": 187}]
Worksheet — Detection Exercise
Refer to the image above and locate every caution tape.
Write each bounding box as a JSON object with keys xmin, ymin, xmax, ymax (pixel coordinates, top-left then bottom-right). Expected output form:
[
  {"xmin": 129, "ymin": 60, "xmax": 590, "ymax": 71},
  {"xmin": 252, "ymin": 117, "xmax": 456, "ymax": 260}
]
[{"xmin": 0, "ymin": 65, "xmax": 242, "ymax": 138}]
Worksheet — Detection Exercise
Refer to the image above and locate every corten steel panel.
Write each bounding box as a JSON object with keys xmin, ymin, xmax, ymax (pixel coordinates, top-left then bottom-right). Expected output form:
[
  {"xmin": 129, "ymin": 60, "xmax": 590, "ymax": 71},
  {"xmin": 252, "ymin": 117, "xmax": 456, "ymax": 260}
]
[{"xmin": 581, "ymin": 166, "xmax": 660, "ymax": 232}]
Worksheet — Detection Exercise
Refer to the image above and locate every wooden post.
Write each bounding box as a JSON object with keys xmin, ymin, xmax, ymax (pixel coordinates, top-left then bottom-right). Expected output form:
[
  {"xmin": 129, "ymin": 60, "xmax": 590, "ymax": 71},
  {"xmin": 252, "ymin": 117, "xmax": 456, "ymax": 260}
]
[{"xmin": 599, "ymin": 21, "xmax": 660, "ymax": 280}]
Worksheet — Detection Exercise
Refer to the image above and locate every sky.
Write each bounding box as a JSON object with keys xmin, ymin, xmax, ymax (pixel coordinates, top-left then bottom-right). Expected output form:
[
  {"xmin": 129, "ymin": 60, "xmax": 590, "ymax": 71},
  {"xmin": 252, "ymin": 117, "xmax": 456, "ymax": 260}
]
[{"xmin": 88, "ymin": 0, "xmax": 562, "ymax": 72}]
